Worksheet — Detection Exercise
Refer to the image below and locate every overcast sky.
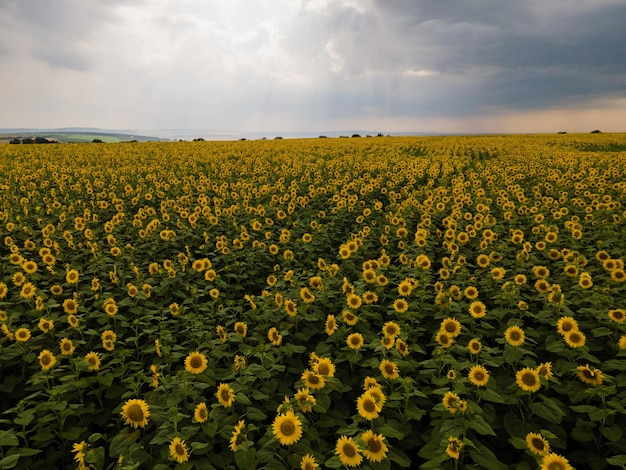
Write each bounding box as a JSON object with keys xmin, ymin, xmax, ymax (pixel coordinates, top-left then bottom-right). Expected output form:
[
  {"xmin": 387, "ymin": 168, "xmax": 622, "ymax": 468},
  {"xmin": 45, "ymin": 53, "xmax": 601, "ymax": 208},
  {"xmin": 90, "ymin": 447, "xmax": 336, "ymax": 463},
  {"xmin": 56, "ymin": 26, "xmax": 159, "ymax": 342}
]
[{"xmin": 1, "ymin": 0, "xmax": 625, "ymax": 136}]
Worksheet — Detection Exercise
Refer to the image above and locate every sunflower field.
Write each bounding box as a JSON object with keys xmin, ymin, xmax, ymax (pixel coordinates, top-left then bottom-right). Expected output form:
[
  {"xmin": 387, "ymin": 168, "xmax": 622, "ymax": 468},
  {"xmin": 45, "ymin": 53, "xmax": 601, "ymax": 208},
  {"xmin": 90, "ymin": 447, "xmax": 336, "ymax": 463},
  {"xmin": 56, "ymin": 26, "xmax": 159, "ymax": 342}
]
[{"xmin": 1, "ymin": 134, "xmax": 626, "ymax": 470}]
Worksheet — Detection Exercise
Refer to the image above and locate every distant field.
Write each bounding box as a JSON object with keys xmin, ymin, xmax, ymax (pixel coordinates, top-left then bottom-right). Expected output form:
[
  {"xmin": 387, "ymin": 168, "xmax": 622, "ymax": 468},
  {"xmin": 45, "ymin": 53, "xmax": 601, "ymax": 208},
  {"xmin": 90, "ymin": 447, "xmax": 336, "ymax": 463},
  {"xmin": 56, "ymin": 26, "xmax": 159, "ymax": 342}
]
[
  {"xmin": 1, "ymin": 134, "xmax": 626, "ymax": 469},
  {"xmin": 0, "ymin": 131, "xmax": 161, "ymax": 143}
]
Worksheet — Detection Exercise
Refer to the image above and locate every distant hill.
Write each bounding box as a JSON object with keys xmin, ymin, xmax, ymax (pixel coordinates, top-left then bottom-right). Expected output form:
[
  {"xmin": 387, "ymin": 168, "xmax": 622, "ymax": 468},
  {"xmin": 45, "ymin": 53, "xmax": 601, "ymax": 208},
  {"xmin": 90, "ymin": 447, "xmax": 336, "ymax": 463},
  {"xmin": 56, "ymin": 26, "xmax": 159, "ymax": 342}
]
[{"xmin": 0, "ymin": 128, "xmax": 166, "ymax": 143}]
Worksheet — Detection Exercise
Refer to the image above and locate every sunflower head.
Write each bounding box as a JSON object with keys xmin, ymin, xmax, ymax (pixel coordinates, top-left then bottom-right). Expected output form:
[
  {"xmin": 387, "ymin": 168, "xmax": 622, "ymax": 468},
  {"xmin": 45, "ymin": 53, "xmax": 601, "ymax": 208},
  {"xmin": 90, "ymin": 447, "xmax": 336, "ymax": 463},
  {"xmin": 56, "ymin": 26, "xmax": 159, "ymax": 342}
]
[
  {"xmin": 526, "ymin": 432, "xmax": 550, "ymax": 456},
  {"xmin": 360, "ymin": 429, "xmax": 389, "ymax": 463},
  {"xmin": 468, "ymin": 365, "xmax": 489, "ymax": 387},
  {"xmin": 169, "ymin": 436, "xmax": 189, "ymax": 464},
  {"xmin": 121, "ymin": 399, "xmax": 150, "ymax": 429},
  {"xmin": 336, "ymin": 435, "xmax": 363, "ymax": 467},
  {"xmin": 516, "ymin": 367, "xmax": 541, "ymax": 393},
  {"xmin": 272, "ymin": 409, "xmax": 303, "ymax": 446},
  {"xmin": 185, "ymin": 351, "xmax": 208, "ymax": 374}
]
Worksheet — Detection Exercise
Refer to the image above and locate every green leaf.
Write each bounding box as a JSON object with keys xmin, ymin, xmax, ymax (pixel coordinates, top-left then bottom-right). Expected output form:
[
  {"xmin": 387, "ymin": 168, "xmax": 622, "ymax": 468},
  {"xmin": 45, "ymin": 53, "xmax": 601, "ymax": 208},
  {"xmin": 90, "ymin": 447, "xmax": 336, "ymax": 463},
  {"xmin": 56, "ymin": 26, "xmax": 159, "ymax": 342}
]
[
  {"xmin": 0, "ymin": 430, "xmax": 19, "ymax": 447},
  {"xmin": 469, "ymin": 443, "xmax": 507, "ymax": 470},
  {"xmin": 389, "ymin": 447, "xmax": 412, "ymax": 467},
  {"xmin": 109, "ymin": 429, "xmax": 140, "ymax": 458},
  {"xmin": 0, "ymin": 454, "xmax": 20, "ymax": 469},
  {"xmin": 530, "ymin": 397, "xmax": 565, "ymax": 424},
  {"xmin": 235, "ymin": 393, "xmax": 251, "ymax": 406},
  {"xmin": 606, "ymin": 455, "xmax": 626, "ymax": 467},
  {"xmin": 600, "ymin": 424, "xmax": 623, "ymax": 443},
  {"xmin": 469, "ymin": 414, "xmax": 496, "ymax": 436},
  {"xmin": 476, "ymin": 388, "xmax": 507, "ymax": 404}
]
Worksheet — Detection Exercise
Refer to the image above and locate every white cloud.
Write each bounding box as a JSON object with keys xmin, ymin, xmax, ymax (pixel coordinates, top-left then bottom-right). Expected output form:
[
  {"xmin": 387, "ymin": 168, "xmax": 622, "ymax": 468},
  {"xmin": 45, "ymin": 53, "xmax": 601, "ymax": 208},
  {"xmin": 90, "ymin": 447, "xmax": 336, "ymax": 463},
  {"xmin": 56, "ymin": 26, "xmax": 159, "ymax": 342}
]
[{"xmin": 403, "ymin": 69, "xmax": 439, "ymax": 77}]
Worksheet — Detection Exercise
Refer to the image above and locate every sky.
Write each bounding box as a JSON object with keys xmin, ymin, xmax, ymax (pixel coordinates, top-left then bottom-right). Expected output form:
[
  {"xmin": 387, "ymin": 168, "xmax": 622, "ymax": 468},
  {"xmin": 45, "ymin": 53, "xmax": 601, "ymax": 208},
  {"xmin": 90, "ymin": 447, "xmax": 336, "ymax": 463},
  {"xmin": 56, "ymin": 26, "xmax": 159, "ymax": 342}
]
[{"xmin": 1, "ymin": 0, "xmax": 625, "ymax": 136}]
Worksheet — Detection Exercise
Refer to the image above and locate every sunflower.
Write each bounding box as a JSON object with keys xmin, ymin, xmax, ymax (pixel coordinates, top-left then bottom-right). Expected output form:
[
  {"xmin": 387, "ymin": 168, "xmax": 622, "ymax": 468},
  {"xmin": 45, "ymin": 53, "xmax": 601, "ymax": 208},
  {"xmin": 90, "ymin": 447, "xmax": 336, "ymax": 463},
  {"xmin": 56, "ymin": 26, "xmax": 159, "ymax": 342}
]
[
  {"xmin": 301, "ymin": 369, "xmax": 326, "ymax": 389},
  {"xmin": 435, "ymin": 331, "xmax": 453, "ymax": 349},
  {"xmin": 440, "ymin": 318, "xmax": 461, "ymax": 337},
  {"xmin": 442, "ymin": 391, "xmax": 461, "ymax": 414},
  {"xmin": 66, "ymin": 269, "xmax": 79, "ymax": 284},
  {"xmin": 229, "ymin": 420, "xmax": 246, "ymax": 452},
  {"xmin": 392, "ymin": 298, "xmax": 408, "ymax": 313},
  {"xmin": 363, "ymin": 268, "xmax": 377, "ymax": 284},
  {"xmin": 169, "ymin": 303, "xmax": 180, "ymax": 316},
  {"xmin": 366, "ymin": 386, "xmax": 387, "ymax": 409},
  {"xmin": 185, "ymin": 351, "xmax": 208, "ymax": 374},
  {"xmin": 38, "ymin": 349, "xmax": 56, "ymax": 370},
  {"xmin": 194, "ymin": 402, "xmax": 208, "ymax": 423},
  {"xmin": 121, "ymin": 399, "xmax": 150, "ymax": 428},
  {"xmin": 466, "ymin": 300, "xmax": 486, "ymax": 319},
  {"xmin": 300, "ymin": 287, "xmax": 315, "ymax": 303},
  {"xmin": 37, "ymin": 318, "xmax": 54, "ymax": 333},
  {"xmin": 346, "ymin": 293, "xmax": 362, "ymax": 309},
  {"xmin": 379, "ymin": 359, "xmax": 399, "ymax": 380},
  {"xmin": 540, "ymin": 453, "xmax": 573, "ymax": 470},
  {"xmin": 608, "ymin": 308, "xmax": 626, "ymax": 323},
  {"xmin": 336, "ymin": 435, "xmax": 363, "ymax": 467},
  {"xmin": 300, "ymin": 454, "xmax": 319, "ymax": 470},
  {"xmin": 395, "ymin": 338, "xmax": 409, "ymax": 356},
  {"xmin": 578, "ymin": 274, "xmax": 593, "ymax": 289},
  {"xmin": 285, "ymin": 299, "xmax": 298, "ymax": 317},
  {"xmin": 619, "ymin": 334, "xmax": 626, "ymax": 350},
  {"xmin": 516, "ymin": 367, "xmax": 541, "ymax": 392},
  {"xmin": 445, "ymin": 436, "xmax": 463, "ymax": 459},
  {"xmin": 526, "ymin": 432, "xmax": 550, "ymax": 456},
  {"xmin": 0, "ymin": 282, "xmax": 8, "ymax": 298},
  {"xmin": 169, "ymin": 436, "xmax": 189, "ymax": 464},
  {"xmin": 85, "ymin": 352, "xmax": 101, "ymax": 371},
  {"xmin": 342, "ymin": 310, "xmax": 359, "ymax": 326},
  {"xmin": 267, "ymin": 327, "xmax": 282, "ymax": 346},
  {"xmin": 325, "ymin": 315, "xmax": 338, "ymax": 335},
  {"xmin": 63, "ymin": 298, "xmax": 78, "ymax": 315},
  {"xmin": 397, "ymin": 279, "xmax": 413, "ymax": 296},
  {"xmin": 363, "ymin": 376, "xmax": 379, "ymax": 390},
  {"xmin": 234, "ymin": 321, "xmax": 248, "ymax": 338},
  {"xmin": 504, "ymin": 325, "xmax": 525, "ymax": 347},
  {"xmin": 103, "ymin": 299, "xmax": 118, "ymax": 316},
  {"xmin": 360, "ymin": 429, "xmax": 389, "ymax": 463},
  {"xmin": 15, "ymin": 327, "xmax": 31, "ymax": 342},
  {"xmin": 464, "ymin": 286, "xmax": 479, "ymax": 300},
  {"xmin": 357, "ymin": 392, "xmax": 381, "ymax": 420},
  {"xmin": 216, "ymin": 383, "xmax": 236, "ymax": 407},
  {"xmin": 535, "ymin": 279, "xmax": 551, "ymax": 293},
  {"xmin": 556, "ymin": 316, "xmax": 578, "ymax": 335},
  {"xmin": 346, "ymin": 333, "xmax": 364, "ymax": 350},
  {"xmin": 382, "ymin": 321, "xmax": 400, "ymax": 338},
  {"xmin": 468, "ymin": 338, "xmax": 482, "ymax": 355},
  {"xmin": 272, "ymin": 409, "xmax": 303, "ymax": 445},
  {"xmin": 576, "ymin": 364, "xmax": 603, "ymax": 386},
  {"xmin": 314, "ymin": 357, "xmax": 336, "ymax": 377},
  {"xmin": 611, "ymin": 269, "xmax": 626, "ymax": 282},
  {"xmin": 295, "ymin": 387, "xmax": 316, "ymax": 413},
  {"xmin": 491, "ymin": 267, "xmax": 506, "ymax": 280},
  {"xmin": 476, "ymin": 254, "xmax": 490, "ymax": 268},
  {"xmin": 217, "ymin": 325, "xmax": 227, "ymax": 343},
  {"xmin": 564, "ymin": 330, "xmax": 586, "ymax": 348},
  {"xmin": 67, "ymin": 315, "xmax": 79, "ymax": 328},
  {"xmin": 20, "ymin": 282, "xmax": 36, "ymax": 299},
  {"xmin": 468, "ymin": 365, "xmax": 489, "ymax": 387},
  {"xmin": 536, "ymin": 362, "xmax": 553, "ymax": 380}
]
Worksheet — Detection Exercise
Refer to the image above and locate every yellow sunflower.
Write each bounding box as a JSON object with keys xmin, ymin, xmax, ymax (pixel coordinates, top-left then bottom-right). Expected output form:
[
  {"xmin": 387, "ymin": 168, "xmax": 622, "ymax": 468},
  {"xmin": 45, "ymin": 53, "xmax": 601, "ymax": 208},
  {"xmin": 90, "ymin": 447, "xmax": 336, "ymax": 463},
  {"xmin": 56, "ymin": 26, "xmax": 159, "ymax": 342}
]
[
  {"xmin": 267, "ymin": 327, "xmax": 282, "ymax": 346},
  {"xmin": 435, "ymin": 331, "xmax": 453, "ymax": 349},
  {"xmin": 229, "ymin": 420, "xmax": 246, "ymax": 452},
  {"xmin": 556, "ymin": 316, "xmax": 578, "ymax": 335},
  {"xmin": 445, "ymin": 436, "xmax": 463, "ymax": 459},
  {"xmin": 38, "ymin": 349, "xmax": 56, "ymax": 370},
  {"xmin": 619, "ymin": 334, "xmax": 626, "ymax": 350},
  {"xmin": 37, "ymin": 318, "xmax": 54, "ymax": 333},
  {"xmin": 336, "ymin": 435, "xmax": 363, "ymax": 467},
  {"xmin": 379, "ymin": 359, "xmax": 399, "ymax": 380},
  {"xmin": 563, "ymin": 330, "xmax": 586, "ymax": 348},
  {"xmin": 576, "ymin": 364, "xmax": 603, "ymax": 386},
  {"xmin": 360, "ymin": 429, "xmax": 389, "ymax": 463},
  {"xmin": 325, "ymin": 314, "xmax": 338, "ymax": 336},
  {"xmin": 194, "ymin": 402, "xmax": 208, "ymax": 423},
  {"xmin": 440, "ymin": 317, "xmax": 461, "ymax": 337},
  {"xmin": 285, "ymin": 299, "xmax": 298, "ymax": 317},
  {"xmin": 234, "ymin": 321, "xmax": 247, "ymax": 338},
  {"xmin": 60, "ymin": 338, "xmax": 75, "ymax": 356},
  {"xmin": 536, "ymin": 362, "xmax": 553, "ymax": 380},
  {"xmin": 540, "ymin": 453, "xmax": 573, "ymax": 470},
  {"xmin": 342, "ymin": 310, "xmax": 359, "ymax": 326},
  {"xmin": 516, "ymin": 367, "xmax": 541, "ymax": 392},
  {"xmin": 85, "ymin": 352, "xmax": 101, "ymax": 371},
  {"xmin": 216, "ymin": 383, "xmax": 236, "ymax": 407},
  {"xmin": 169, "ymin": 436, "xmax": 189, "ymax": 464},
  {"xmin": 366, "ymin": 386, "xmax": 386, "ymax": 409},
  {"xmin": 382, "ymin": 321, "xmax": 400, "ymax": 338},
  {"xmin": 392, "ymin": 298, "xmax": 408, "ymax": 313},
  {"xmin": 20, "ymin": 282, "xmax": 36, "ymax": 299},
  {"xmin": 314, "ymin": 357, "xmax": 336, "ymax": 377},
  {"xmin": 295, "ymin": 387, "xmax": 316, "ymax": 413},
  {"xmin": 300, "ymin": 454, "xmax": 319, "ymax": 470},
  {"xmin": 346, "ymin": 333, "xmax": 364, "ymax": 350},
  {"xmin": 346, "ymin": 293, "xmax": 362, "ymax": 309},
  {"xmin": 121, "ymin": 399, "xmax": 150, "ymax": 428},
  {"xmin": 272, "ymin": 409, "xmax": 303, "ymax": 445},
  {"xmin": 468, "ymin": 338, "xmax": 482, "ymax": 355},
  {"xmin": 526, "ymin": 432, "xmax": 550, "ymax": 456},
  {"xmin": 301, "ymin": 369, "xmax": 326, "ymax": 389},
  {"xmin": 608, "ymin": 309, "xmax": 626, "ymax": 323},
  {"xmin": 66, "ymin": 269, "xmax": 79, "ymax": 284},
  {"xmin": 468, "ymin": 301, "xmax": 487, "ymax": 319},
  {"xmin": 504, "ymin": 325, "xmax": 525, "ymax": 347},
  {"xmin": 442, "ymin": 391, "xmax": 461, "ymax": 414},
  {"xmin": 185, "ymin": 351, "xmax": 208, "ymax": 374},
  {"xmin": 356, "ymin": 392, "xmax": 381, "ymax": 421},
  {"xmin": 468, "ymin": 365, "xmax": 489, "ymax": 387},
  {"xmin": 395, "ymin": 338, "xmax": 409, "ymax": 356},
  {"xmin": 63, "ymin": 298, "xmax": 78, "ymax": 315},
  {"xmin": 464, "ymin": 286, "xmax": 479, "ymax": 300}
]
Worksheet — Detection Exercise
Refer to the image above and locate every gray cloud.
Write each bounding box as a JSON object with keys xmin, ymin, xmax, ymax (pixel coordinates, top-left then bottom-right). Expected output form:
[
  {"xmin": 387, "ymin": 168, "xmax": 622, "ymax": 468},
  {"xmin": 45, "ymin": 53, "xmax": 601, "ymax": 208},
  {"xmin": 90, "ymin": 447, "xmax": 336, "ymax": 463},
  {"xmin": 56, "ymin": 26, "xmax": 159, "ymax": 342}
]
[{"xmin": 0, "ymin": 0, "xmax": 624, "ymax": 132}]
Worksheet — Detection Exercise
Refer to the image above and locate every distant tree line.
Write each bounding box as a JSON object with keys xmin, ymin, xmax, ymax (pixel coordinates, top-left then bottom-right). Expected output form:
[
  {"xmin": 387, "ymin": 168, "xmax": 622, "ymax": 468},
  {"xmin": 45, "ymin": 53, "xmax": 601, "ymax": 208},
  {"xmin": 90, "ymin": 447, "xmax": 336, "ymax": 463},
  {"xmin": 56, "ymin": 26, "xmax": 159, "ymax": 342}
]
[{"xmin": 10, "ymin": 137, "xmax": 58, "ymax": 144}]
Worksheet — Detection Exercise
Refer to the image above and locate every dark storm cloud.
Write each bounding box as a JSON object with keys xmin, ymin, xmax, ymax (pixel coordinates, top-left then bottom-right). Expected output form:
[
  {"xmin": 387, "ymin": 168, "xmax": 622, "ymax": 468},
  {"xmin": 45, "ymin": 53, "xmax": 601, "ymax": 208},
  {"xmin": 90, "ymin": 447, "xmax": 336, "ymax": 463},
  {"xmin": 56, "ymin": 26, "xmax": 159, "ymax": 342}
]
[{"xmin": 282, "ymin": 0, "xmax": 626, "ymax": 116}]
